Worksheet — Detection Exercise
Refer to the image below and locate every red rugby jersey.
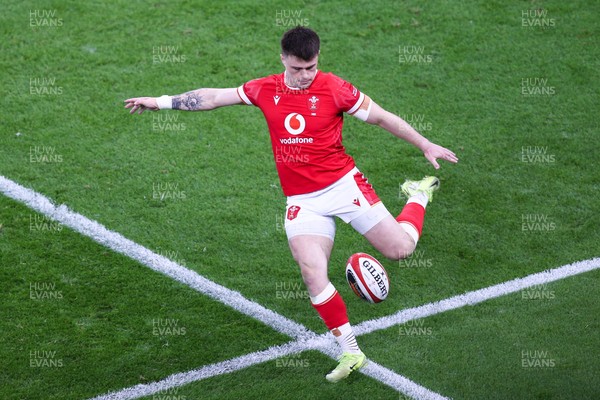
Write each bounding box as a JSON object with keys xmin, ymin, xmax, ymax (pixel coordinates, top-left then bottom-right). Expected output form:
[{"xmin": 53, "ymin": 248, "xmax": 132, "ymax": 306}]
[{"xmin": 237, "ymin": 71, "xmax": 367, "ymax": 196}]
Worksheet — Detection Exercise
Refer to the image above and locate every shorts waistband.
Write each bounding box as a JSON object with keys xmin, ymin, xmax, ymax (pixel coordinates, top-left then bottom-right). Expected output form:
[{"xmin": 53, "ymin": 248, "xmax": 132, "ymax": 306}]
[{"xmin": 288, "ymin": 167, "xmax": 360, "ymax": 200}]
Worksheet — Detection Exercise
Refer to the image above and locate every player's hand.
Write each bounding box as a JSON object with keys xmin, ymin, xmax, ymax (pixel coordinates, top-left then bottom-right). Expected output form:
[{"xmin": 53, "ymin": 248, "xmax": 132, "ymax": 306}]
[
  {"xmin": 422, "ymin": 142, "xmax": 459, "ymax": 169},
  {"xmin": 124, "ymin": 97, "xmax": 159, "ymax": 115}
]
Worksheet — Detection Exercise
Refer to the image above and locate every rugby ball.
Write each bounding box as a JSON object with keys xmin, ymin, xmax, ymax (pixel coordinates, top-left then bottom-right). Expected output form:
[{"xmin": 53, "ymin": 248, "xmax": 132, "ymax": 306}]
[{"xmin": 345, "ymin": 252, "xmax": 389, "ymax": 303}]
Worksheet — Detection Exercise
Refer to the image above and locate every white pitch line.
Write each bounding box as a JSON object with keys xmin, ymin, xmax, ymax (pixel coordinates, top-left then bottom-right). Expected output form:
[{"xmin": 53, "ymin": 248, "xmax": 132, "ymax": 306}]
[
  {"xmin": 88, "ymin": 338, "xmax": 323, "ymax": 400},
  {"xmin": 0, "ymin": 175, "xmax": 446, "ymax": 399},
  {"xmin": 82, "ymin": 258, "xmax": 600, "ymax": 400},
  {"xmin": 3, "ymin": 176, "xmax": 598, "ymax": 400},
  {"xmin": 89, "ymin": 252, "xmax": 600, "ymax": 400},
  {"xmin": 354, "ymin": 257, "xmax": 600, "ymax": 336},
  {"xmin": 318, "ymin": 345, "xmax": 449, "ymax": 400},
  {"xmin": 92, "ymin": 333, "xmax": 449, "ymax": 400},
  {"xmin": 0, "ymin": 175, "xmax": 312, "ymax": 340}
]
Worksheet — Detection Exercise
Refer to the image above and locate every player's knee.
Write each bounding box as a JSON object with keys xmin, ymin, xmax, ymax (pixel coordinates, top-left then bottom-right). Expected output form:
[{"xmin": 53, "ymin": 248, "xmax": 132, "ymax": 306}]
[
  {"xmin": 381, "ymin": 240, "xmax": 415, "ymax": 261},
  {"xmin": 296, "ymin": 260, "xmax": 327, "ymax": 294},
  {"xmin": 296, "ymin": 259, "xmax": 315, "ymax": 277}
]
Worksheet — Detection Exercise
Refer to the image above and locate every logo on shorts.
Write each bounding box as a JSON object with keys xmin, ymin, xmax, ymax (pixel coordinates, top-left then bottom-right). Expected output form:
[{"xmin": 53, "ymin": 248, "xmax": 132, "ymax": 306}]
[
  {"xmin": 352, "ymin": 198, "xmax": 361, "ymax": 207},
  {"xmin": 287, "ymin": 205, "xmax": 301, "ymax": 220},
  {"xmin": 284, "ymin": 113, "xmax": 306, "ymax": 135}
]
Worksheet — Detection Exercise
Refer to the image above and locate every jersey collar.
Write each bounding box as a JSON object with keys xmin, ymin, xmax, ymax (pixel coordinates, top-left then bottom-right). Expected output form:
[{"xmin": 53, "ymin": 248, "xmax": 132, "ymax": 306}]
[{"xmin": 283, "ymin": 70, "xmax": 319, "ymax": 90}]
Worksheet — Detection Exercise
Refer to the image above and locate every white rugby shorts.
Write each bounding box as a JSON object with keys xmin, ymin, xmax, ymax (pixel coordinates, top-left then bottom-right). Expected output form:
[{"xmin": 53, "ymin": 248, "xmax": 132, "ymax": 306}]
[{"xmin": 284, "ymin": 167, "xmax": 391, "ymax": 241}]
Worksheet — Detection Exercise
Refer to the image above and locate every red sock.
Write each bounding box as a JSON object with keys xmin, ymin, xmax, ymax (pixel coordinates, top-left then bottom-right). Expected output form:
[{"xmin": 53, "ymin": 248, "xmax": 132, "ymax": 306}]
[
  {"xmin": 312, "ymin": 291, "xmax": 349, "ymax": 330},
  {"xmin": 396, "ymin": 202, "xmax": 426, "ymax": 236}
]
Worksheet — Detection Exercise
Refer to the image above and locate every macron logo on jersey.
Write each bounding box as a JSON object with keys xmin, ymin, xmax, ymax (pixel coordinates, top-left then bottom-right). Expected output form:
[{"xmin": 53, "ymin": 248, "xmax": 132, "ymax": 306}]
[{"xmin": 274, "ymin": 95, "xmax": 281, "ymax": 105}]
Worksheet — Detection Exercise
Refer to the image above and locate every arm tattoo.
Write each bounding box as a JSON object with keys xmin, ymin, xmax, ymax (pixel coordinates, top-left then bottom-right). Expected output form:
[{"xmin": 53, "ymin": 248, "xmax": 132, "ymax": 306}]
[{"xmin": 172, "ymin": 90, "xmax": 204, "ymax": 110}]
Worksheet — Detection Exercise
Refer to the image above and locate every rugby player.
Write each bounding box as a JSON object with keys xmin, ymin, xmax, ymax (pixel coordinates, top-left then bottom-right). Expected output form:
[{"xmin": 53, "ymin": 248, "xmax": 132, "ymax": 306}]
[{"xmin": 125, "ymin": 26, "xmax": 458, "ymax": 382}]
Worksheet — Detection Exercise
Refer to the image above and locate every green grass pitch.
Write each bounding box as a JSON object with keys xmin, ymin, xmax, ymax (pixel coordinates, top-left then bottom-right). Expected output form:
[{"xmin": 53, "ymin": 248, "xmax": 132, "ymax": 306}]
[{"xmin": 1, "ymin": 0, "xmax": 599, "ymax": 399}]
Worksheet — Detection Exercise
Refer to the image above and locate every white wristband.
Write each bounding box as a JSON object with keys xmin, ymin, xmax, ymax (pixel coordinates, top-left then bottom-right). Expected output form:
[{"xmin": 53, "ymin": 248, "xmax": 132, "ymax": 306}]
[{"xmin": 156, "ymin": 95, "xmax": 173, "ymax": 110}]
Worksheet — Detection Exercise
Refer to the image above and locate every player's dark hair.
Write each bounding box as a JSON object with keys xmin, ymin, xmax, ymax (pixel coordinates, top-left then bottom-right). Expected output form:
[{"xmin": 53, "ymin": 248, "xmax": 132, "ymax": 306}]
[{"xmin": 281, "ymin": 26, "xmax": 320, "ymax": 61}]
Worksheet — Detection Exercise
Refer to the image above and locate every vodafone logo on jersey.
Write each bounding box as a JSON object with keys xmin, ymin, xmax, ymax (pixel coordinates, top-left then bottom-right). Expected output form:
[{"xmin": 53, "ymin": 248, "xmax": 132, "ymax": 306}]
[{"xmin": 284, "ymin": 113, "xmax": 306, "ymax": 135}]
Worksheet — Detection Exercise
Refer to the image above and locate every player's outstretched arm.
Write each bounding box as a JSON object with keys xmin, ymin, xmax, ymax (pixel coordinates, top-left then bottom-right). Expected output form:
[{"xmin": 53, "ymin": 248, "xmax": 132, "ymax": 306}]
[
  {"xmin": 365, "ymin": 102, "xmax": 459, "ymax": 169},
  {"xmin": 124, "ymin": 88, "xmax": 242, "ymax": 115}
]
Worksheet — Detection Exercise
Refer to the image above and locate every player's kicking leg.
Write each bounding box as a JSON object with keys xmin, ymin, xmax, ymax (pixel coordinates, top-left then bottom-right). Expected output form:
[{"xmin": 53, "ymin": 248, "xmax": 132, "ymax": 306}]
[
  {"xmin": 288, "ymin": 234, "xmax": 367, "ymax": 383},
  {"xmin": 364, "ymin": 176, "xmax": 440, "ymax": 260}
]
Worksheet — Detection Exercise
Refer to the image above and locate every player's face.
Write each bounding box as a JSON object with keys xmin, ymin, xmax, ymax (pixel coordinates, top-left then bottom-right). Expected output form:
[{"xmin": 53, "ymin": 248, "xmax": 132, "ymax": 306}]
[{"xmin": 281, "ymin": 54, "xmax": 319, "ymax": 89}]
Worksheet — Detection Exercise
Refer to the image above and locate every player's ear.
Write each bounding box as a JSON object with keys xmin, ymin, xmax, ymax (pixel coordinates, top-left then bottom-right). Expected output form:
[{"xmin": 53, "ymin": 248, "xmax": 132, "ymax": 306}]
[{"xmin": 280, "ymin": 54, "xmax": 286, "ymax": 66}]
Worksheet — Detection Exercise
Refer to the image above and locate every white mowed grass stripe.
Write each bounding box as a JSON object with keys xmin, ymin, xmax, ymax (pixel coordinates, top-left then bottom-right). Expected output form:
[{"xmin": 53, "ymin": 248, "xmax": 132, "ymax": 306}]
[
  {"xmin": 0, "ymin": 176, "xmax": 311, "ymax": 340},
  {"xmin": 354, "ymin": 257, "xmax": 600, "ymax": 336}
]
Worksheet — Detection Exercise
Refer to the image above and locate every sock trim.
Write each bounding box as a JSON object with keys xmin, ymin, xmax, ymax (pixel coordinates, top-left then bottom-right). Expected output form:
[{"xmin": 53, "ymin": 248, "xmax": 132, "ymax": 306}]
[
  {"xmin": 399, "ymin": 222, "xmax": 419, "ymax": 244},
  {"xmin": 406, "ymin": 192, "xmax": 429, "ymax": 208},
  {"xmin": 310, "ymin": 282, "xmax": 336, "ymax": 305},
  {"xmin": 332, "ymin": 322, "xmax": 360, "ymax": 353}
]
